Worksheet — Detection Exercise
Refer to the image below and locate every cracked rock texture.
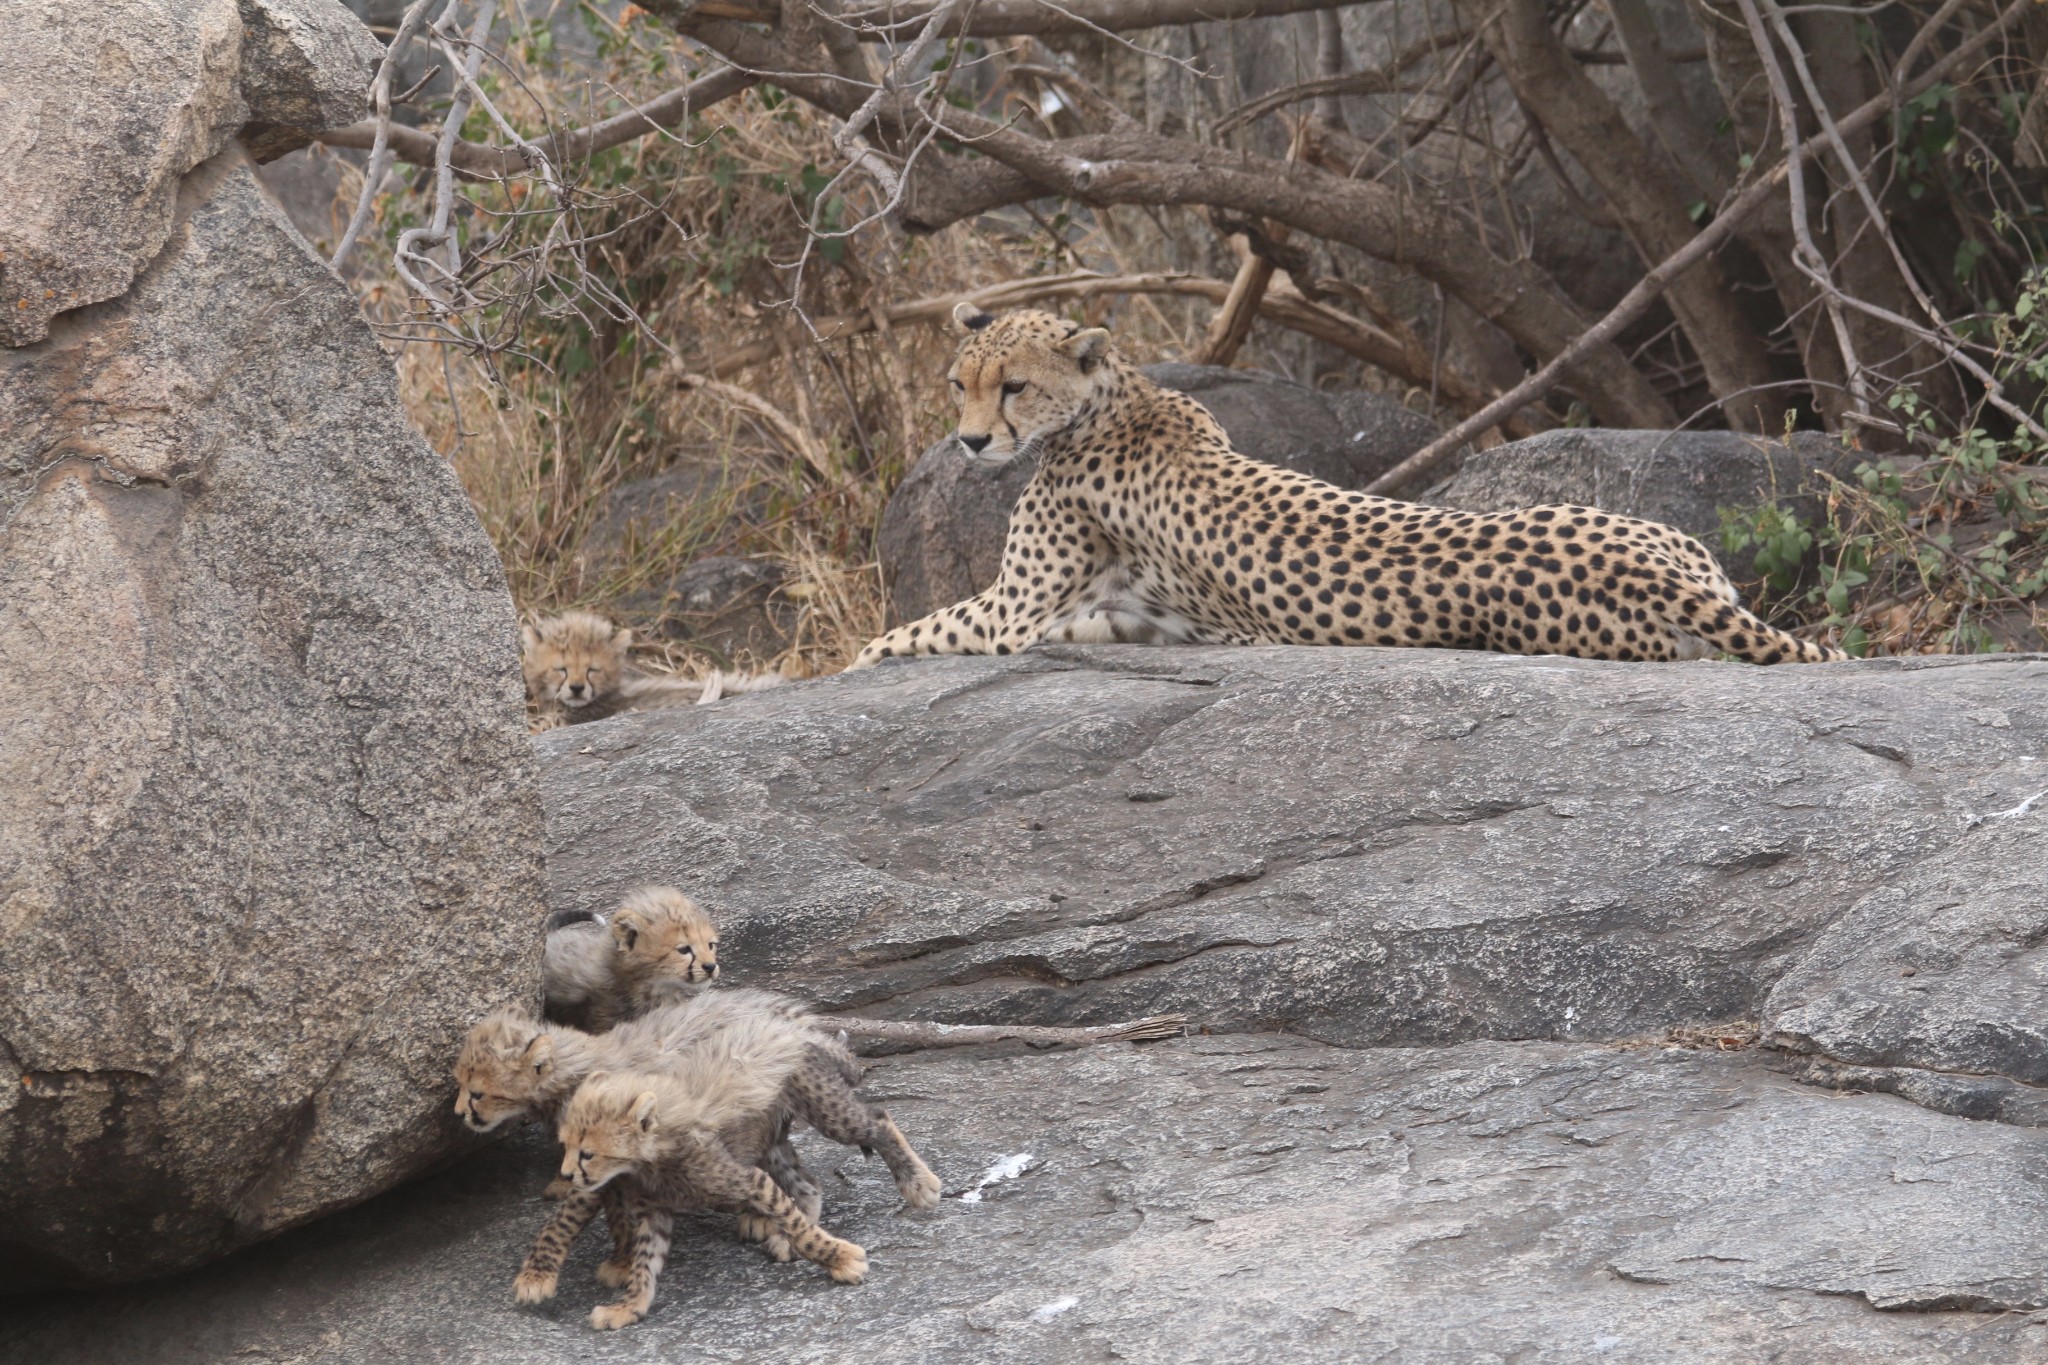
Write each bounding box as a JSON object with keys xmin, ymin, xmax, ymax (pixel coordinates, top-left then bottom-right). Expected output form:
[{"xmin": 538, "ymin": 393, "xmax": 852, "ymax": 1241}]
[
  {"xmin": 8, "ymin": 1035, "xmax": 2047, "ymax": 1362},
  {"xmin": 878, "ymin": 365, "xmax": 1437, "ymax": 624},
  {"xmin": 8, "ymin": 645, "xmax": 2047, "ymax": 1357},
  {"xmin": 0, "ymin": 147, "xmax": 544, "ymax": 1287},
  {"xmin": 0, "ymin": 0, "xmax": 375, "ymax": 345},
  {"xmin": 540, "ymin": 648, "xmax": 2048, "ymax": 1057}
]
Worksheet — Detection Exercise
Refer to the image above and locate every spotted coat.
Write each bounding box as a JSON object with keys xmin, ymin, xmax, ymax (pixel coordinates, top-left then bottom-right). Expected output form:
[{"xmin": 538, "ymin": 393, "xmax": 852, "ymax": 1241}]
[{"xmin": 854, "ymin": 309, "xmax": 1845, "ymax": 669}]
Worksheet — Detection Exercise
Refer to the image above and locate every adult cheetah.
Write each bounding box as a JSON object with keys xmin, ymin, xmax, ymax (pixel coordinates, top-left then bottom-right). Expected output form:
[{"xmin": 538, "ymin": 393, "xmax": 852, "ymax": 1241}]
[{"xmin": 853, "ymin": 306, "xmax": 1843, "ymax": 668}]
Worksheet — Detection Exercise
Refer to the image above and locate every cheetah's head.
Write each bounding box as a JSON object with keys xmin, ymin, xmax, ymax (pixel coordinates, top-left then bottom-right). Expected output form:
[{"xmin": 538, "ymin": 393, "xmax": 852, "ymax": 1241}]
[
  {"xmin": 557, "ymin": 1072, "xmax": 668, "ymax": 1191},
  {"xmin": 611, "ymin": 885, "xmax": 720, "ymax": 989},
  {"xmin": 453, "ymin": 1005, "xmax": 557, "ymax": 1132},
  {"xmin": 947, "ymin": 304, "xmax": 1114, "ymax": 470},
  {"xmin": 521, "ymin": 610, "xmax": 631, "ymax": 710}
]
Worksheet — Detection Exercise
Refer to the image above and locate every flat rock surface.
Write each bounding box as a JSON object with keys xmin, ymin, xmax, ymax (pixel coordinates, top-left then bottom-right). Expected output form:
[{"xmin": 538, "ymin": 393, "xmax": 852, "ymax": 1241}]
[
  {"xmin": 536, "ymin": 647, "xmax": 2048, "ymax": 1058},
  {"xmin": 6, "ymin": 1034, "xmax": 2045, "ymax": 1363}
]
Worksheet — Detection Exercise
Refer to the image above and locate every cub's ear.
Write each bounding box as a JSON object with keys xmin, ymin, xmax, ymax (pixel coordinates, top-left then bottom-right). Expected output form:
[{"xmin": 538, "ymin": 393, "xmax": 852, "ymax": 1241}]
[
  {"xmin": 952, "ymin": 301, "xmax": 995, "ymax": 333},
  {"xmin": 521, "ymin": 624, "xmax": 541, "ymax": 653},
  {"xmin": 632, "ymin": 1091, "xmax": 659, "ymax": 1131},
  {"xmin": 524, "ymin": 1034, "xmax": 555, "ymax": 1075},
  {"xmin": 1055, "ymin": 327, "xmax": 1112, "ymax": 371},
  {"xmin": 611, "ymin": 908, "xmax": 645, "ymax": 952},
  {"xmin": 611, "ymin": 625, "xmax": 633, "ymax": 651}
]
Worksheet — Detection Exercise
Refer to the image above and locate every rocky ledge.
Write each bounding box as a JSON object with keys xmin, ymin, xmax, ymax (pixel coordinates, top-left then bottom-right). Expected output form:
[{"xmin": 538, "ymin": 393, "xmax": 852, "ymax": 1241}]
[{"xmin": 6, "ymin": 645, "xmax": 2046, "ymax": 1361}]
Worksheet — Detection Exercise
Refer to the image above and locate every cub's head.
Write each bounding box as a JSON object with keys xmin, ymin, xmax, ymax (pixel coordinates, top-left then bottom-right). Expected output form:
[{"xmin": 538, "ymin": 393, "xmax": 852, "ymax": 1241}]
[
  {"xmin": 611, "ymin": 886, "xmax": 719, "ymax": 988},
  {"xmin": 946, "ymin": 305, "xmax": 1115, "ymax": 470},
  {"xmin": 522, "ymin": 611, "xmax": 631, "ymax": 710},
  {"xmin": 453, "ymin": 1006, "xmax": 557, "ymax": 1132},
  {"xmin": 558, "ymin": 1072, "xmax": 667, "ymax": 1191}
]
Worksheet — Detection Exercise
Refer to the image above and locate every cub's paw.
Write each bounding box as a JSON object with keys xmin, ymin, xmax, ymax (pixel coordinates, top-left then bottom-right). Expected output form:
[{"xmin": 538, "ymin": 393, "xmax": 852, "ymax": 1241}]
[
  {"xmin": 595, "ymin": 1257, "xmax": 634, "ymax": 1289},
  {"xmin": 826, "ymin": 1241, "xmax": 868, "ymax": 1285},
  {"xmin": 541, "ymin": 1177, "xmax": 573, "ymax": 1201},
  {"xmin": 762, "ymin": 1233, "xmax": 794, "ymax": 1263},
  {"xmin": 900, "ymin": 1168, "xmax": 942, "ymax": 1210},
  {"xmin": 513, "ymin": 1269, "xmax": 558, "ymax": 1304},
  {"xmin": 736, "ymin": 1211, "xmax": 772, "ymax": 1244},
  {"xmin": 590, "ymin": 1302, "xmax": 645, "ymax": 1331}
]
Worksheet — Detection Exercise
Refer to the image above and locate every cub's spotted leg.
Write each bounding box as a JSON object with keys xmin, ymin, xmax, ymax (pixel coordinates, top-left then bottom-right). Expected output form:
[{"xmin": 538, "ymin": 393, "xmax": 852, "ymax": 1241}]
[
  {"xmin": 796, "ymin": 1085, "xmax": 941, "ymax": 1210},
  {"xmin": 742, "ymin": 1133, "xmax": 824, "ymax": 1262},
  {"xmin": 591, "ymin": 1202, "xmax": 674, "ymax": 1331},
  {"xmin": 689, "ymin": 1137, "xmax": 868, "ymax": 1283},
  {"xmin": 514, "ymin": 1186, "xmax": 604, "ymax": 1304},
  {"xmin": 595, "ymin": 1183, "xmax": 638, "ymax": 1289}
]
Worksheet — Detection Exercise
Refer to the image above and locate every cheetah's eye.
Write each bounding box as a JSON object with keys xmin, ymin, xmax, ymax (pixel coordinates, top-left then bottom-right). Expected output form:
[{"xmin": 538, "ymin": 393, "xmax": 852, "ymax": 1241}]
[
  {"xmin": 1001, "ymin": 379, "xmax": 1027, "ymax": 396},
  {"xmin": 676, "ymin": 944, "xmax": 693, "ymax": 957},
  {"xmin": 948, "ymin": 378, "xmax": 963, "ymax": 390}
]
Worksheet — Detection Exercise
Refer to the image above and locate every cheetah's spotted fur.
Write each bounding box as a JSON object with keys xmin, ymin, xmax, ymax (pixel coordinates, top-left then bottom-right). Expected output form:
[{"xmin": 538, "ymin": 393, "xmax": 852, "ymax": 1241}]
[{"xmin": 853, "ymin": 307, "xmax": 1844, "ymax": 669}]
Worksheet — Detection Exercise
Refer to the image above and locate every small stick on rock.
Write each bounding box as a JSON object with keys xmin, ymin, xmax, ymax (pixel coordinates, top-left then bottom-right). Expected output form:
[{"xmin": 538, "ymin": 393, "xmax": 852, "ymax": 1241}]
[{"xmin": 811, "ymin": 1014, "xmax": 1188, "ymax": 1050}]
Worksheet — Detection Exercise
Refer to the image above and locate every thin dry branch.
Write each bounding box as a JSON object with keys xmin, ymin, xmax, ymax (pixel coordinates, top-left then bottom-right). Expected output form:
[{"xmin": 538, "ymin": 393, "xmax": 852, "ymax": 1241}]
[
  {"xmin": 704, "ymin": 269, "xmax": 1528, "ymax": 428},
  {"xmin": 1361, "ymin": 0, "xmax": 2040, "ymax": 495},
  {"xmin": 319, "ymin": 67, "xmax": 757, "ymax": 177},
  {"xmin": 812, "ymin": 1012, "xmax": 1189, "ymax": 1049}
]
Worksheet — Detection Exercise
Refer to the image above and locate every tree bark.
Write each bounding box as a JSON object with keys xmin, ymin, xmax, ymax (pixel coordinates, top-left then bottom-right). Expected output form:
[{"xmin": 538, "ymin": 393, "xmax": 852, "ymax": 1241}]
[{"xmin": 1470, "ymin": 0, "xmax": 1779, "ymax": 428}]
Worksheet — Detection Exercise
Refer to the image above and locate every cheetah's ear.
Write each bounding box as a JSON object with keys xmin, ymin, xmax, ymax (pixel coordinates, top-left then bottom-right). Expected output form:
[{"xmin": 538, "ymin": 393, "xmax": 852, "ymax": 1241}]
[
  {"xmin": 611, "ymin": 908, "xmax": 645, "ymax": 953},
  {"xmin": 521, "ymin": 624, "xmax": 541, "ymax": 653},
  {"xmin": 1055, "ymin": 327, "xmax": 1111, "ymax": 372},
  {"xmin": 524, "ymin": 1034, "xmax": 555, "ymax": 1076},
  {"xmin": 631, "ymin": 1090, "xmax": 659, "ymax": 1132},
  {"xmin": 611, "ymin": 625, "xmax": 633, "ymax": 651},
  {"xmin": 952, "ymin": 301, "xmax": 994, "ymax": 333}
]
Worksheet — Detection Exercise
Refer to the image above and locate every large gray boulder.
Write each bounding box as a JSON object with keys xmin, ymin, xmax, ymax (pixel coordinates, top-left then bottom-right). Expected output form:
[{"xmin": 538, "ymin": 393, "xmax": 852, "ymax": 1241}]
[
  {"xmin": 1426, "ymin": 428, "xmax": 1852, "ymax": 575},
  {"xmin": 0, "ymin": 147, "xmax": 545, "ymax": 1288},
  {"xmin": 8, "ymin": 645, "xmax": 2047, "ymax": 1357},
  {"xmin": 878, "ymin": 366, "xmax": 1438, "ymax": 624},
  {"xmin": 537, "ymin": 648, "xmax": 2046, "ymax": 1057},
  {"xmin": 0, "ymin": 0, "xmax": 377, "ymax": 346}
]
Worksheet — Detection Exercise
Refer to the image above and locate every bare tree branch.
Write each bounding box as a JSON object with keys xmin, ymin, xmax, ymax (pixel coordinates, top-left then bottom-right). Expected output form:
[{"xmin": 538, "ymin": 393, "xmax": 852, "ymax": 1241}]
[{"xmin": 1362, "ymin": 0, "xmax": 2040, "ymax": 495}]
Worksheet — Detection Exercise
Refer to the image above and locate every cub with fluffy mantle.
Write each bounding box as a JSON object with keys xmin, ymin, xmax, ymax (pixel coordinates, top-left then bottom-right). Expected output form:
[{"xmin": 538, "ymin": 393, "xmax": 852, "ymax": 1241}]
[
  {"xmin": 543, "ymin": 886, "xmax": 719, "ymax": 1032},
  {"xmin": 515, "ymin": 993, "xmax": 941, "ymax": 1330},
  {"xmin": 454, "ymin": 992, "xmax": 820, "ymax": 1284}
]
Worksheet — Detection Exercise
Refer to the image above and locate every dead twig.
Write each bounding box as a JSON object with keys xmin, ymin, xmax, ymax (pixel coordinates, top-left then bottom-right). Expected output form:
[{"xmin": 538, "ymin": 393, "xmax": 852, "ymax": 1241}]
[{"xmin": 813, "ymin": 1012, "xmax": 1189, "ymax": 1049}]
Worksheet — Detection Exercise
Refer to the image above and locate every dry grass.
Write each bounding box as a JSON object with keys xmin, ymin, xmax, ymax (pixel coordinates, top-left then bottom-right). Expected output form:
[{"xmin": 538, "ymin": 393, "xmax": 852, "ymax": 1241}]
[{"xmin": 341, "ymin": 17, "xmax": 1243, "ymax": 679}]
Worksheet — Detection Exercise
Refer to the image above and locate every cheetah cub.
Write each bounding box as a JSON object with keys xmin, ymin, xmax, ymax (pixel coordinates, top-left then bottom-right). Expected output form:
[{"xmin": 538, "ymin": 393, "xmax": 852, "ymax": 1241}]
[
  {"xmin": 543, "ymin": 887, "xmax": 719, "ymax": 1032},
  {"xmin": 523, "ymin": 611, "xmax": 633, "ymax": 729},
  {"xmin": 522, "ymin": 610, "xmax": 790, "ymax": 733},
  {"xmin": 513, "ymin": 993, "xmax": 941, "ymax": 1331},
  {"xmin": 454, "ymin": 993, "xmax": 815, "ymax": 1291}
]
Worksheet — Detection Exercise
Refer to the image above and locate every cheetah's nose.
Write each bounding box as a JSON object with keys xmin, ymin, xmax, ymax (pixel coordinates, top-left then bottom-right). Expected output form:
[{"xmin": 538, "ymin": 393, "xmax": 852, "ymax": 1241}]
[
  {"xmin": 959, "ymin": 433, "xmax": 991, "ymax": 454},
  {"xmin": 568, "ymin": 683, "xmax": 586, "ymax": 697}
]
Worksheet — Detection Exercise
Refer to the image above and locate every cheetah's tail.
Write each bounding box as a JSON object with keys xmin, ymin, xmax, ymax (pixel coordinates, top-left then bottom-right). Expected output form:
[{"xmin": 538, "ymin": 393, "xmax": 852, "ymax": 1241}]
[{"xmin": 1675, "ymin": 592, "xmax": 1846, "ymax": 664}]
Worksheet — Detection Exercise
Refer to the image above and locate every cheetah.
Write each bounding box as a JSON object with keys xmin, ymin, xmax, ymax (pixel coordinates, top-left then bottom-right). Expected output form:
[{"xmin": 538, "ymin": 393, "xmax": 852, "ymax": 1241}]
[
  {"xmin": 515, "ymin": 997, "xmax": 939, "ymax": 1330},
  {"xmin": 852, "ymin": 306, "xmax": 1845, "ymax": 669},
  {"xmin": 454, "ymin": 992, "xmax": 818, "ymax": 1286},
  {"xmin": 543, "ymin": 887, "xmax": 719, "ymax": 1033},
  {"xmin": 522, "ymin": 611, "xmax": 787, "ymax": 732}
]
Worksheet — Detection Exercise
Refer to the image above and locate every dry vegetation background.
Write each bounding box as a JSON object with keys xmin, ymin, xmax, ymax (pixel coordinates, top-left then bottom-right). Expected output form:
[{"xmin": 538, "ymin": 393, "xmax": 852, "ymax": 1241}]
[{"xmin": 310, "ymin": 0, "xmax": 2048, "ymax": 673}]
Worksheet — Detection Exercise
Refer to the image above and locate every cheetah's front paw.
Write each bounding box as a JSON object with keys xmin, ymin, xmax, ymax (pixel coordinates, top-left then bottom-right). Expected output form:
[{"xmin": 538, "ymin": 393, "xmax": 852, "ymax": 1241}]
[
  {"xmin": 590, "ymin": 1302, "xmax": 645, "ymax": 1331},
  {"xmin": 595, "ymin": 1257, "xmax": 633, "ymax": 1289},
  {"xmin": 541, "ymin": 1177, "xmax": 573, "ymax": 1201},
  {"xmin": 826, "ymin": 1241, "xmax": 868, "ymax": 1284},
  {"xmin": 900, "ymin": 1168, "xmax": 942, "ymax": 1210},
  {"xmin": 736, "ymin": 1211, "xmax": 772, "ymax": 1244},
  {"xmin": 513, "ymin": 1268, "xmax": 558, "ymax": 1304}
]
